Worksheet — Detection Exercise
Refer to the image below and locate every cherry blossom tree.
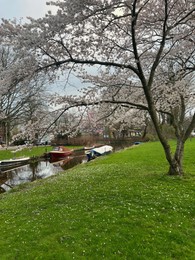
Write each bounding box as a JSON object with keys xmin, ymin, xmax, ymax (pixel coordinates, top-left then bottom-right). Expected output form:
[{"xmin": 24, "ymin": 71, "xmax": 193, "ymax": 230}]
[
  {"xmin": 0, "ymin": 0, "xmax": 195, "ymax": 175},
  {"xmin": 0, "ymin": 46, "xmax": 50, "ymax": 144}
]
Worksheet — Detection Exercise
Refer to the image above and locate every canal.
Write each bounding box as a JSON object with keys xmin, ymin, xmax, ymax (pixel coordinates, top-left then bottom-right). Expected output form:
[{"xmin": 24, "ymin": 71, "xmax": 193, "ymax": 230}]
[{"xmin": 0, "ymin": 150, "xmax": 87, "ymax": 193}]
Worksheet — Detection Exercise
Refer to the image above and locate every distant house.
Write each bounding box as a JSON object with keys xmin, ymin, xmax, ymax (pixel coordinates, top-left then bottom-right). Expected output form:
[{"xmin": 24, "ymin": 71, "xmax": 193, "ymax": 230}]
[{"xmin": 111, "ymin": 127, "xmax": 142, "ymax": 139}]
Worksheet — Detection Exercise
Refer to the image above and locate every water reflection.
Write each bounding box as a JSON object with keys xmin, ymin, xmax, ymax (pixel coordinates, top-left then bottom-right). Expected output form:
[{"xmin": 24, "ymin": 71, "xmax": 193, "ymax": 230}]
[{"xmin": 0, "ymin": 152, "xmax": 87, "ymax": 193}]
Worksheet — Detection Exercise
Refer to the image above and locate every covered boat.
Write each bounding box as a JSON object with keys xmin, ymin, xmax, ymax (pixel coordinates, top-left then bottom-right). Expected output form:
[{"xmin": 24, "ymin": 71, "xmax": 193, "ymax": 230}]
[
  {"xmin": 49, "ymin": 146, "xmax": 73, "ymax": 161},
  {"xmin": 86, "ymin": 145, "xmax": 113, "ymax": 161}
]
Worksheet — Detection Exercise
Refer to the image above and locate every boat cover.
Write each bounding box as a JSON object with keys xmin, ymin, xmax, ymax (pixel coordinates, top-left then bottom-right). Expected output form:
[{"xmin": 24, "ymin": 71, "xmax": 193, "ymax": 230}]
[{"xmin": 91, "ymin": 145, "xmax": 113, "ymax": 155}]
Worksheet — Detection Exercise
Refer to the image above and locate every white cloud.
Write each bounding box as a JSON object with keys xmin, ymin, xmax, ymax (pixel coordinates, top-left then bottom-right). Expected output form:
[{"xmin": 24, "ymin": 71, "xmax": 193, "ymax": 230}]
[
  {"xmin": 22, "ymin": 0, "xmax": 57, "ymax": 19},
  {"xmin": 0, "ymin": 0, "xmax": 57, "ymax": 20}
]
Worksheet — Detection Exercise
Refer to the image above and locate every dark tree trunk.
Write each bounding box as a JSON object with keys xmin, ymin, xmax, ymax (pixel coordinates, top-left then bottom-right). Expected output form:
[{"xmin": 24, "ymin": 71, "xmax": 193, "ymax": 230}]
[
  {"xmin": 168, "ymin": 161, "xmax": 183, "ymax": 176},
  {"xmin": 168, "ymin": 158, "xmax": 183, "ymax": 175},
  {"xmin": 166, "ymin": 139, "xmax": 184, "ymax": 176},
  {"xmin": 145, "ymin": 99, "xmax": 185, "ymax": 176}
]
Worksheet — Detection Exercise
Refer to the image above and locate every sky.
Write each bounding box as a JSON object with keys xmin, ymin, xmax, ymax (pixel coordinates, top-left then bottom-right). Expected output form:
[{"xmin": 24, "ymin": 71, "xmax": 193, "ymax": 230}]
[
  {"xmin": 0, "ymin": 0, "xmax": 90, "ymax": 95},
  {"xmin": 0, "ymin": 0, "xmax": 84, "ymax": 94},
  {"xmin": 0, "ymin": 0, "xmax": 55, "ymax": 20}
]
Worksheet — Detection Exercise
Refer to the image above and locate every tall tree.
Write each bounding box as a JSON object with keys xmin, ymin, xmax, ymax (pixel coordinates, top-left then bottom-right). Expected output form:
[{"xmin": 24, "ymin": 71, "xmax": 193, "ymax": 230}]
[
  {"xmin": 0, "ymin": 0, "xmax": 194, "ymax": 175},
  {"xmin": 0, "ymin": 46, "xmax": 49, "ymax": 144}
]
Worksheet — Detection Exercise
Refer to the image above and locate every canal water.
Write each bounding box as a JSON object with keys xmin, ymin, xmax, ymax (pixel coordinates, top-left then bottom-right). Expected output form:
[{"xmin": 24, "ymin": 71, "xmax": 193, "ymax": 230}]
[{"xmin": 0, "ymin": 150, "xmax": 87, "ymax": 193}]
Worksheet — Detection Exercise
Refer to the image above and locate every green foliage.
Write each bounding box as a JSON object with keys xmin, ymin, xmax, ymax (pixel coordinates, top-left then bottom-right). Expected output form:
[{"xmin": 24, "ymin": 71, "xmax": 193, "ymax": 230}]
[
  {"xmin": 145, "ymin": 124, "xmax": 175, "ymax": 141},
  {"xmin": 161, "ymin": 124, "xmax": 175, "ymax": 139},
  {"xmin": 145, "ymin": 133, "xmax": 159, "ymax": 141},
  {"xmin": 0, "ymin": 140, "xmax": 194, "ymax": 259}
]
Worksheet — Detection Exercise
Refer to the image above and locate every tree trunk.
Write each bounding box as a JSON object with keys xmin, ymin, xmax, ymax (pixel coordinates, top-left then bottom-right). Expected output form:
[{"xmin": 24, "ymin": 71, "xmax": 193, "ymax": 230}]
[
  {"xmin": 168, "ymin": 140, "xmax": 184, "ymax": 176},
  {"xmin": 168, "ymin": 158, "xmax": 183, "ymax": 175},
  {"xmin": 145, "ymin": 100, "xmax": 185, "ymax": 176}
]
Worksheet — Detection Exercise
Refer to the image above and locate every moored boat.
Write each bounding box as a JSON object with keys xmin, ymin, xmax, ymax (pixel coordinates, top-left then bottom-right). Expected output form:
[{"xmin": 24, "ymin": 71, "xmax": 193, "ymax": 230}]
[
  {"xmin": 0, "ymin": 157, "xmax": 30, "ymax": 168},
  {"xmin": 49, "ymin": 146, "xmax": 73, "ymax": 161},
  {"xmin": 86, "ymin": 145, "xmax": 113, "ymax": 161}
]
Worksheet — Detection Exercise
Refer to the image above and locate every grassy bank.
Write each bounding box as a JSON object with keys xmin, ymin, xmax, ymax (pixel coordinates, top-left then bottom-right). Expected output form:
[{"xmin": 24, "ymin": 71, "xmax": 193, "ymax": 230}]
[
  {"xmin": 0, "ymin": 140, "xmax": 194, "ymax": 259},
  {"xmin": 0, "ymin": 145, "xmax": 81, "ymax": 160},
  {"xmin": 0, "ymin": 146, "xmax": 53, "ymax": 160}
]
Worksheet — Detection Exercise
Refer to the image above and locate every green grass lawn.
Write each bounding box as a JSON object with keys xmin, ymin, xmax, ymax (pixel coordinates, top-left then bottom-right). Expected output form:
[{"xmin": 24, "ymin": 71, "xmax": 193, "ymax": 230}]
[
  {"xmin": 0, "ymin": 140, "xmax": 194, "ymax": 259},
  {"xmin": 0, "ymin": 145, "xmax": 81, "ymax": 160},
  {"xmin": 0, "ymin": 146, "xmax": 53, "ymax": 160}
]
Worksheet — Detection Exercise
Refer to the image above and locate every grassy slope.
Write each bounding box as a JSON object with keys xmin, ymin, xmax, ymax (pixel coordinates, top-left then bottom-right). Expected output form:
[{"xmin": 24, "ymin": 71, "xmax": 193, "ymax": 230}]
[
  {"xmin": 0, "ymin": 145, "xmax": 81, "ymax": 160},
  {"xmin": 0, "ymin": 146, "xmax": 53, "ymax": 160},
  {"xmin": 0, "ymin": 140, "xmax": 194, "ymax": 259}
]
